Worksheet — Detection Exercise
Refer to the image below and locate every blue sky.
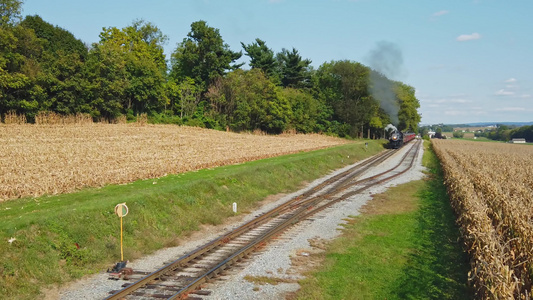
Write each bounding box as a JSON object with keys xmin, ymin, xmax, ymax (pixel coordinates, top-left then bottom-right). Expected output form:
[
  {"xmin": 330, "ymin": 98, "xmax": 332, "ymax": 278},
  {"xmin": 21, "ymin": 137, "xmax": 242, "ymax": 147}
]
[{"xmin": 21, "ymin": 0, "xmax": 533, "ymax": 125}]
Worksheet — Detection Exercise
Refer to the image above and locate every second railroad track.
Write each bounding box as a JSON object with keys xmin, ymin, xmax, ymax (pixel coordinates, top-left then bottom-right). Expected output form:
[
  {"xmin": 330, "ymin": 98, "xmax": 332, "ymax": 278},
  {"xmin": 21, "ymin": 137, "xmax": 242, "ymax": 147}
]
[{"xmin": 105, "ymin": 140, "xmax": 422, "ymax": 300}]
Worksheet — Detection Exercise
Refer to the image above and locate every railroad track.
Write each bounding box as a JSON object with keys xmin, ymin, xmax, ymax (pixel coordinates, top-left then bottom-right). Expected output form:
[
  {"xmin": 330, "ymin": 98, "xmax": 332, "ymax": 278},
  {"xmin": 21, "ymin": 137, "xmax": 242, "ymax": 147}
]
[{"xmin": 105, "ymin": 140, "xmax": 422, "ymax": 300}]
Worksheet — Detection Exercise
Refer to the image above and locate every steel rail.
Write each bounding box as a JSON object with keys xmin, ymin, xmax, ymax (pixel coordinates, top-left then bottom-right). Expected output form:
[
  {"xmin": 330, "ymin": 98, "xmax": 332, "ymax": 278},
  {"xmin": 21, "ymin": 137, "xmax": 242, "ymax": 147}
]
[
  {"xmin": 104, "ymin": 148, "xmax": 396, "ymax": 300},
  {"xmin": 105, "ymin": 142, "xmax": 420, "ymax": 299},
  {"xmin": 303, "ymin": 139, "xmax": 422, "ymax": 217},
  {"xmin": 166, "ymin": 140, "xmax": 422, "ymax": 299}
]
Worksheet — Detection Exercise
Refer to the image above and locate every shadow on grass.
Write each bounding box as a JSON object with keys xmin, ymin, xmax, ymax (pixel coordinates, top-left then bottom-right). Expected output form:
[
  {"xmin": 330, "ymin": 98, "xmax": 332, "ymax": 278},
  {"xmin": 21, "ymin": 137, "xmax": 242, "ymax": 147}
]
[{"xmin": 392, "ymin": 172, "xmax": 473, "ymax": 299}]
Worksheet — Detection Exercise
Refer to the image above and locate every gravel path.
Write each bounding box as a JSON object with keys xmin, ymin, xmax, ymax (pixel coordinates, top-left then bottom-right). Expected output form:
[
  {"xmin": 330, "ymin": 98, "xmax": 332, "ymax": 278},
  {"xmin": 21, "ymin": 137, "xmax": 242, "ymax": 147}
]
[{"xmin": 55, "ymin": 142, "xmax": 425, "ymax": 300}]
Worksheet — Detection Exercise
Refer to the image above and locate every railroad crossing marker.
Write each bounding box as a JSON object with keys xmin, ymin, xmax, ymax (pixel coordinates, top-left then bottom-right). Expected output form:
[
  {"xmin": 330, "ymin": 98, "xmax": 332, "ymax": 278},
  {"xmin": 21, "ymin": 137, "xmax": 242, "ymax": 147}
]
[
  {"xmin": 115, "ymin": 202, "xmax": 128, "ymax": 217},
  {"xmin": 114, "ymin": 203, "xmax": 129, "ymax": 261}
]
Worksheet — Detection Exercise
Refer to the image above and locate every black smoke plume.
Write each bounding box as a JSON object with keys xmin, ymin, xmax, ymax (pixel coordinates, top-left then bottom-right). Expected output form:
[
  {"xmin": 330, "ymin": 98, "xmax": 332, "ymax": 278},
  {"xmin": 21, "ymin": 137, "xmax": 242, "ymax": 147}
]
[{"xmin": 366, "ymin": 41, "xmax": 404, "ymax": 125}]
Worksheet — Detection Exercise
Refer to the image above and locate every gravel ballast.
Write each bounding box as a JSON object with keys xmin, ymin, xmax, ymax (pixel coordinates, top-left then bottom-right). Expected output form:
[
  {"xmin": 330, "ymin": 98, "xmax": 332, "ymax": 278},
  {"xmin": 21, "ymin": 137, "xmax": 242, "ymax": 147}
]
[{"xmin": 55, "ymin": 142, "xmax": 425, "ymax": 300}]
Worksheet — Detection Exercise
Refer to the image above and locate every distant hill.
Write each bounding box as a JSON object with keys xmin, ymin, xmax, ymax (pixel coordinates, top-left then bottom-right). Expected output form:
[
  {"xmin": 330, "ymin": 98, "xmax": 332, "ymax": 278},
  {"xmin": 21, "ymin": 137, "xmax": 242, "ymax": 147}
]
[
  {"xmin": 422, "ymin": 122, "xmax": 533, "ymax": 127},
  {"xmin": 459, "ymin": 122, "xmax": 533, "ymax": 127}
]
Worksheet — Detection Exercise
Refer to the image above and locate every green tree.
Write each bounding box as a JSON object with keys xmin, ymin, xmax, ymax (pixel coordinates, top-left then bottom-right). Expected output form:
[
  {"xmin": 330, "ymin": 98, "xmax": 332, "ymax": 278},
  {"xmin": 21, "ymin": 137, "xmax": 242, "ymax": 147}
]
[
  {"xmin": 276, "ymin": 48, "xmax": 312, "ymax": 88},
  {"xmin": 511, "ymin": 125, "xmax": 533, "ymax": 142},
  {"xmin": 281, "ymin": 88, "xmax": 319, "ymax": 133},
  {"xmin": 435, "ymin": 127, "xmax": 443, "ymax": 139},
  {"xmin": 241, "ymin": 38, "xmax": 277, "ymax": 80},
  {"xmin": 176, "ymin": 77, "xmax": 200, "ymax": 119},
  {"xmin": 396, "ymin": 82, "xmax": 421, "ymax": 132},
  {"xmin": 0, "ymin": 0, "xmax": 22, "ymax": 27},
  {"xmin": 171, "ymin": 20, "xmax": 242, "ymax": 93},
  {"xmin": 34, "ymin": 51, "xmax": 91, "ymax": 115},
  {"xmin": 316, "ymin": 60, "xmax": 373, "ymax": 137},
  {"xmin": 21, "ymin": 15, "xmax": 87, "ymax": 59},
  {"xmin": 368, "ymin": 107, "xmax": 392, "ymax": 139},
  {"xmin": 453, "ymin": 131, "xmax": 464, "ymax": 138},
  {"xmin": 418, "ymin": 126, "xmax": 430, "ymax": 139},
  {"xmin": 0, "ymin": 5, "xmax": 43, "ymax": 119},
  {"xmin": 84, "ymin": 41, "xmax": 127, "ymax": 119},
  {"xmin": 87, "ymin": 20, "xmax": 168, "ymax": 118},
  {"xmin": 207, "ymin": 69, "xmax": 290, "ymax": 133},
  {"xmin": 20, "ymin": 15, "xmax": 91, "ymax": 116}
]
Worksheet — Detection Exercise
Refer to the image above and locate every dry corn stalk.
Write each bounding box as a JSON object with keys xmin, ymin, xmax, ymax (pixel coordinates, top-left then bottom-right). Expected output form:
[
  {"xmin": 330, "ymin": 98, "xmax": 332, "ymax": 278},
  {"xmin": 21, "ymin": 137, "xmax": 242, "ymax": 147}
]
[
  {"xmin": 0, "ymin": 124, "xmax": 348, "ymax": 202},
  {"xmin": 3, "ymin": 111, "xmax": 26, "ymax": 124},
  {"xmin": 432, "ymin": 139, "xmax": 533, "ymax": 299},
  {"xmin": 34, "ymin": 111, "xmax": 93, "ymax": 125}
]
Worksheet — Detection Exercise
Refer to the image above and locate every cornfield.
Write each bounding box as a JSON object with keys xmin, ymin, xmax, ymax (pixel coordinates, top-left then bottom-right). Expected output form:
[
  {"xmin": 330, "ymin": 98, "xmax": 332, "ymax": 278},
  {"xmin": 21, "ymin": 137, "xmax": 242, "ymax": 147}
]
[
  {"xmin": 0, "ymin": 124, "xmax": 348, "ymax": 202},
  {"xmin": 432, "ymin": 139, "xmax": 533, "ymax": 299}
]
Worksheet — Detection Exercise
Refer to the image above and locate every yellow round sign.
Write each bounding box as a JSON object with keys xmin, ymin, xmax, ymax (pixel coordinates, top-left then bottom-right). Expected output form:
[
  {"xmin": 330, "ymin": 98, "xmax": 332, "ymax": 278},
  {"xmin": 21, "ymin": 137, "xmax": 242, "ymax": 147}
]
[{"xmin": 114, "ymin": 203, "xmax": 128, "ymax": 217}]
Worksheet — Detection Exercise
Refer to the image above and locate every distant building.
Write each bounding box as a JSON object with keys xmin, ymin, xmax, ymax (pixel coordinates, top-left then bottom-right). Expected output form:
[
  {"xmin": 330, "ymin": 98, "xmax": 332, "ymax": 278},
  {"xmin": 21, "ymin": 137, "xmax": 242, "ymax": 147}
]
[
  {"xmin": 511, "ymin": 138, "xmax": 526, "ymax": 144},
  {"xmin": 428, "ymin": 131, "xmax": 435, "ymax": 138}
]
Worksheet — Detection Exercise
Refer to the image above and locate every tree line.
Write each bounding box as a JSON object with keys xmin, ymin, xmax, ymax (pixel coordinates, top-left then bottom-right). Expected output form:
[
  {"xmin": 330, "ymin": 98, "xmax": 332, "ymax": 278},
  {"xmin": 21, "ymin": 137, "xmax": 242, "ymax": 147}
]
[
  {"xmin": 475, "ymin": 125, "xmax": 533, "ymax": 142},
  {"xmin": 1, "ymin": 0, "xmax": 421, "ymax": 137}
]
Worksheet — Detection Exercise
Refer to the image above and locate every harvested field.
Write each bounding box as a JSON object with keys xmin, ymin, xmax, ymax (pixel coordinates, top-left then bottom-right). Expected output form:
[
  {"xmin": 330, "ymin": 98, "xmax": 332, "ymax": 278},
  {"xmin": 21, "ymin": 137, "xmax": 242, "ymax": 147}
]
[
  {"xmin": 0, "ymin": 124, "xmax": 349, "ymax": 201},
  {"xmin": 432, "ymin": 139, "xmax": 533, "ymax": 299}
]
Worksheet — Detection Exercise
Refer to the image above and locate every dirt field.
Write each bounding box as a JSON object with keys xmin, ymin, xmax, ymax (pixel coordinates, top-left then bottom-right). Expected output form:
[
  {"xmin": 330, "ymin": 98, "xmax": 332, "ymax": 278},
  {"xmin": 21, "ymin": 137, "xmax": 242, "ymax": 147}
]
[{"xmin": 0, "ymin": 124, "xmax": 349, "ymax": 201}]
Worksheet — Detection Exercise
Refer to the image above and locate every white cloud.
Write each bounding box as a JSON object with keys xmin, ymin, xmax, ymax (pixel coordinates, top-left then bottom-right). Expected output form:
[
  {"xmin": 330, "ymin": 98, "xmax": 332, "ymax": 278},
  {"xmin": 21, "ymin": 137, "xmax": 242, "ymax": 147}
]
[
  {"xmin": 428, "ymin": 97, "xmax": 470, "ymax": 104},
  {"xmin": 452, "ymin": 99, "xmax": 469, "ymax": 103},
  {"xmin": 444, "ymin": 110, "xmax": 468, "ymax": 116},
  {"xmin": 456, "ymin": 33, "xmax": 481, "ymax": 42},
  {"xmin": 444, "ymin": 108, "xmax": 486, "ymax": 116},
  {"xmin": 496, "ymin": 107, "xmax": 525, "ymax": 112},
  {"xmin": 432, "ymin": 10, "xmax": 449, "ymax": 17},
  {"xmin": 495, "ymin": 89, "xmax": 515, "ymax": 96},
  {"xmin": 504, "ymin": 78, "xmax": 517, "ymax": 83}
]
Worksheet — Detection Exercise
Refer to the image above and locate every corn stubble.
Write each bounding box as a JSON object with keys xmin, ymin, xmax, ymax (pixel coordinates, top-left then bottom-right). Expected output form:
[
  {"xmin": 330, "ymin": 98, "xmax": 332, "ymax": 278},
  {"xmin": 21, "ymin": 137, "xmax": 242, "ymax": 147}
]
[
  {"xmin": 432, "ymin": 139, "xmax": 533, "ymax": 299},
  {"xmin": 0, "ymin": 124, "xmax": 348, "ymax": 202}
]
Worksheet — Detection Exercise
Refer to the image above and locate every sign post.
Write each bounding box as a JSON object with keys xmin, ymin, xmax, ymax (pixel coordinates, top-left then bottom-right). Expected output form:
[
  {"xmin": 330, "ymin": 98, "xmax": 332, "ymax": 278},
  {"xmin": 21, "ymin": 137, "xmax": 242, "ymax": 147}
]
[{"xmin": 114, "ymin": 203, "xmax": 129, "ymax": 261}]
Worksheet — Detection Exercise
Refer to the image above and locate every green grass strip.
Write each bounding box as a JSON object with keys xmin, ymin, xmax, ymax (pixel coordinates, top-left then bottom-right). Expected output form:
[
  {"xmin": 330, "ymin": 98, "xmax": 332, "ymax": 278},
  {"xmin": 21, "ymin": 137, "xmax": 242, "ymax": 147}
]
[
  {"xmin": 293, "ymin": 141, "xmax": 473, "ymax": 300},
  {"xmin": 0, "ymin": 140, "xmax": 383, "ymax": 299}
]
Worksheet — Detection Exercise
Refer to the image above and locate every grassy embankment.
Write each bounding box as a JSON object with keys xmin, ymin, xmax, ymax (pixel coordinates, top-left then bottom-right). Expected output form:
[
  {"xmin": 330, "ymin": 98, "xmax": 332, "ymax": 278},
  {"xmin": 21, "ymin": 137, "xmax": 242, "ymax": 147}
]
[
  {"xmin": 292, "ymin": 141, "xmax": 473, "ymax": 299},
  {"xmin": 0, "ymin": 140, "xmax": 383, "ymax": 299}
]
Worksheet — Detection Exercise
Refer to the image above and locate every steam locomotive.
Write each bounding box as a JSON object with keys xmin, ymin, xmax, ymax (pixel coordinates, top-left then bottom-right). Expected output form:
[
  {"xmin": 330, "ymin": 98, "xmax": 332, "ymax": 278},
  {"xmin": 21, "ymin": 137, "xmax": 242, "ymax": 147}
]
[{"xmin": 388, "ymin": 130, "xmax": 416, "ymax": 149}]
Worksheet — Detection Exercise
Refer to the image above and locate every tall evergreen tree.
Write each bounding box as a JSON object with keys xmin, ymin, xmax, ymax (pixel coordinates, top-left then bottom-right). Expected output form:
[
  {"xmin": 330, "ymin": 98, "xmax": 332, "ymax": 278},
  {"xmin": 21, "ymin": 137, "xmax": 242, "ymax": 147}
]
[
  {"xmin": 276, "ymin": 48, "xmax": 312, "ymax": 88},
  {"xmin": 241, "ymin": 38, "xmax": 277, "ymax": 79}
]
